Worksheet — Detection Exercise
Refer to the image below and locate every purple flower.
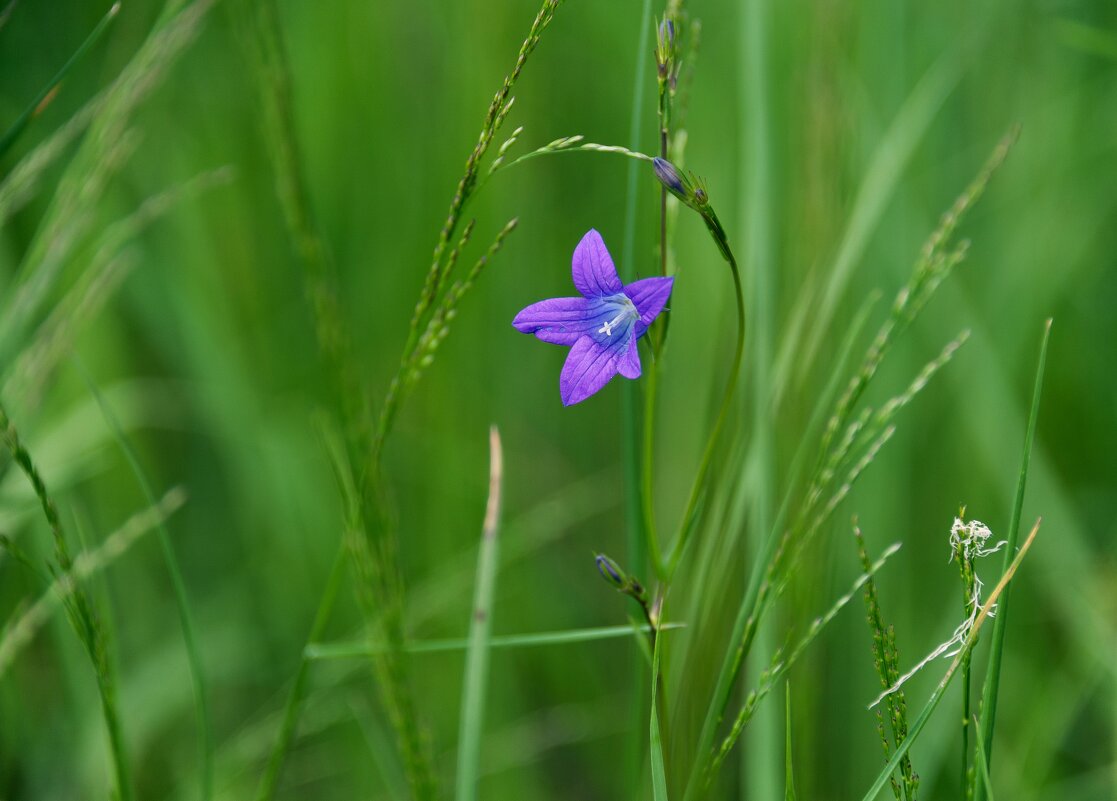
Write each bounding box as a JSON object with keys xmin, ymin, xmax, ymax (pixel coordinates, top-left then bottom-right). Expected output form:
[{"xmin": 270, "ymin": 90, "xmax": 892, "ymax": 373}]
[{"xmin": 513, "ymin": 229, "xmax": 674, "ymax": 406}]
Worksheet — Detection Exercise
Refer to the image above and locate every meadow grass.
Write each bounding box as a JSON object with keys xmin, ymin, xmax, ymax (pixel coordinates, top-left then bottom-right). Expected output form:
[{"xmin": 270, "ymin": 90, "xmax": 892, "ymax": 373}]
[{"xmin": 0, "ymin": 0, "xmax": 1112, "ymax": 799}]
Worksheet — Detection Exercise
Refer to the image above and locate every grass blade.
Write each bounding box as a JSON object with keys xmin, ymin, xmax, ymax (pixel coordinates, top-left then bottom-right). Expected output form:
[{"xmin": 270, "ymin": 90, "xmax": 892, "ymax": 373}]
[
  {"xmin": 620, "ymin": 0, "xmax": 653, "ymax": 789},
  {"xmin": 972, "ymin": 714, "xmax": 996, "ymax": 800},
  {"xmin": 0, "ymin": 487, "xmax": 184, "ymax": 679},
  {"xmin": 307, "ymin": 623, "xmax": 687, "ymax": 659},
  {"xmin": 256, "ymin": 415, "xmax": 355, "ymax": 801},
  {"xmin": 650, "ymin": 623, "xmax": 669, "ymax": 801},
  {"xmin": 774, "ymin": 52, "xmax": 962, "ymax": 395},
  {"xmin": 785, "ymin": 683, "xmax": 797, "ymax": 801},
  {"xmin": 859, "ymin": 520, "xmax": 1042, "ymax": 801},
  {"xmin": 0, "ymin": 2, "xmax": 120, "ymax": 160},
  {"xmin": 0, "ymin": 400, "xmax": 132, "ymax": 800},
  {"xmin": 454, "ymin": 426, "xmax": 504, "ymax": 801},
  {"xmin": 740, "ymin": 0, "xmax": 780, "ymax": 794},
  {"xmin": 974, "ymin": 318, "xmax": 1052, "ymax": 799},
  {"xmin": 77, "ymin": 362, "xmax": 214, "ymax": 800}
]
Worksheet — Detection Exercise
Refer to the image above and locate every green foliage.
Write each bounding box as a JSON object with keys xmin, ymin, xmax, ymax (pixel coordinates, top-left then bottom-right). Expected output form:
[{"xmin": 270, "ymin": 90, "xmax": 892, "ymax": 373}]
[{"xmin": 0, "ymin": 1, "xmax": 1111, "ymax": 799}]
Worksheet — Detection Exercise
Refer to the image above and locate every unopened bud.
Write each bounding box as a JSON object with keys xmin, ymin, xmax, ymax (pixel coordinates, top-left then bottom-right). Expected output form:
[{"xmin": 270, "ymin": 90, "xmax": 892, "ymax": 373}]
[
  {"xmin": 595, "ymin": 553, "xmax": 627, "ymax": 590},
  {"xmin": 653, "ymin": 157, "xmax": 692, "ymax": 201}
]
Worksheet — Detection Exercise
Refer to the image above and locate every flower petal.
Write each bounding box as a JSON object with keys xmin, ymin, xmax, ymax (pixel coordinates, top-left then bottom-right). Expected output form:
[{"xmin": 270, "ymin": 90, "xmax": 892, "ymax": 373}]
[
  {"xmin": 560, "ymin": 335, "xmax": 622, "ymax": 406},
  {"xmin": 512, "ymin": 296, "xmax": 610, "ymax": 345},
  {"xmin": 572, "ymin": 229, "xmax": 623, "ymax": 299},
  {"xmin": 617, "ymin": 334, "xmax": 641, "ymax": 379},
  {"xmin": 624, "ymin": 276, "xmax": 675, "ymax": 329}
]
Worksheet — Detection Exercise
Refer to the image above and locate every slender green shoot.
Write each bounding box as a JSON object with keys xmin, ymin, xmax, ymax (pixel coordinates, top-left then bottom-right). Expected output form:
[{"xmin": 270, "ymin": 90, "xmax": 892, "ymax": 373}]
[
  {"xmin": 0, "ymin": 2, "xmax": 120, "ymax": 160},
  {"xmin": 0, "ymin": 487, "xmax": 184, "ymax": 679},
  {"xmin": 256, "ymin": 546, "xmax": 347, "ymax": 801},
  {"xmin": 774, "ymin": 53, "xmax": 963, "ymax": 394},
  {"xmin": 255, "ymin": 414, "xmax": 358, "ymax": 801},
  {"xmin": 785, "ymin": 683, "xmax": 797, "ymax": 801},
  {"xmin": 77, "ymin": 350, "xmax": 213, "ymax": 801},
  {"xmin": 650, "ymin": 619, "xmax": 669, "ymax": 801},
  {"xmin": 620, "ymin": 0, "xmax": 653, "ymax": 788},
  {"xmin": 859, "ymin": 520, "xmax": 1042, "ymax": 801},
  {"xmin": 455, "ymin": 427, "xmax": 504, "ymax": 801},
  {"xmin": 307, "ymin": 623, "xmax": 686, "ymax": 660},
  {"xmin": 709, "ymin": 543, "xmax": 902, "ymax": 780},
  {"xmin": 972, "ymin": 714, "xmax": 996, "ymax": 801},
  {"xmin": 0, "ymin": 400, "xmax": 132, "ymax": 801},
  {"xmin": 665, "ymin": 242, "xmax": 745, "ymax": 579},
  {"xmin": 975, "ymin": 318, "xmax": 1052, "ymax": 799}
]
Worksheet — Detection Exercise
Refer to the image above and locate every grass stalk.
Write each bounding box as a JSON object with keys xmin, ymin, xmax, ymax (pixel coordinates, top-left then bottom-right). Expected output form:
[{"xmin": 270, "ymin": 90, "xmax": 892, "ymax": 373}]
[
  {"xmin": 739, "ymin": 0, "xmax": 779, "ymax": 794},
  {"xmin": 784, "ymin": 683, "xmax": 797, "ymax": 801},
  {"xmin": 0, "ymin": 488, "xmax": 185, "ymax": 680},
  {"xmin": 619, "ymin": 0, "xmax": 653, "ymax": 785},
  {"xmin": 859, "ymin": 520, "xmax": 1042, "ymax": 801},
  {"xmin": 78, "ymin": 364, "xmax": 214, "ymax": 801},
  {"xmin": 454, "ymin": 427, "xmax": 504, "ymax": 801},
  {"xmin": 255, "ymin": 416, "xmax": 360, "ymax": 801},
  {"xmin": 307, "ymin": 623, "xmax": 686, "ymax": 659},
  {"xmin": 256, "ymin": 543, "xmax": 348, "ymax": 801},
  {"xmin": 665, "ymin": 245, "xmax": 746, "ymax": 578},
  {"xmin": 974, "ymin": 319, "xmax": 1052, "ymax": 799},
  {"xmin": 651, "ymin": 618, "xmax": 670, "ymax": 801},
  {"xmin": 0, "ymin": 400, "xmax": 132, "ymax": 801},
  {"xmin": 0, "ymin": 2, "xmax": 120, "ymax": 160}
]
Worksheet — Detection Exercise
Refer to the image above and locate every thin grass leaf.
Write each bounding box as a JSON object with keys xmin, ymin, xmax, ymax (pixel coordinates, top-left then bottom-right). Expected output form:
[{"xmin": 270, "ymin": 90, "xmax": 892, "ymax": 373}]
[
  {"xmin": 0, "ymin": 0, "xmax": 217, "ymax": 367},
  {"xmin": 306, "ymin": 623, "xmax": 686, "ymax": 660},
  {"xmin": 784, "ymin": 682, "xmax": 797, "ymax": 801},
  {"xmin": 859, "ymin": 520, "xmax": 1042, "ymax": 801},
  {"xmin": 0, "ymin": 94, "xmax": 103, "ymax": 226},
  {"xmin": 5, "ymin": 167, "xmax": 233, "ymax": 404},
  {"xmin": 76, "ymin": 363, "xmax": 213, "ymax": 801},
  {"xmin": 709, "ymin": 543, "xmax": 902, "ymax": 779},
  {"xmin": 620, "ymin": 0, "xmax": 653, "ymax": 789},
  {"xmin": 0, "ymin": 2, "xmax": 119, "ymax": 160},
  {"xmin": 740, "ymin": 0, "xmax": 781, "ymax": 793},
  {"xmin": 972, "ymin": 714, "xmax": 996, "ymax": 801},
  {"xmin": 0, "ymin": 487, "xmax": 185, "ymax": 679},
  {"xmin": 650, "ymin": 622, "xmax": 669, "ymax": 801},
  {"xmin": 774, "ymin": 52, "xmax": 963, "ymax": 396},
  {"xmin": 974, "ymin": 319, "xmax": 1052, "ymax": 801},
  {"xmin": 0, "ymin": 400, "xmax": 133, "ymax": 800},
  {"xmin": 455, "ymin": 427, "xmax": 504, "ymax": 801},
  {"xmin": 684, "ymin": 137, "xmax": 1007, "ymax": 785},
  {"xmin": 254, "ymin": 416, "xmax": 354, "ymax": 801},
  {"xmin": 237, "ymin": 0, "xmax": 368, "ymax": 459}
]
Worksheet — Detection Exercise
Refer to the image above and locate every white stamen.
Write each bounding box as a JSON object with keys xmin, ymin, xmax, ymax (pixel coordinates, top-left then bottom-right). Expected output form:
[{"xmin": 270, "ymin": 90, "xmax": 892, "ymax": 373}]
[{"xmin": 597, "ymin": 299, "xmax": 637, "ymax": 338}]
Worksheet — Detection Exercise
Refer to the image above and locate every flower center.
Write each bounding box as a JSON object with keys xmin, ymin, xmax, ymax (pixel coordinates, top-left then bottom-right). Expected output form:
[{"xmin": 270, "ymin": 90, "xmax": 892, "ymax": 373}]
[{"xmin": 597, "ymin": 296, "xmax": 637, "ymax": 338}]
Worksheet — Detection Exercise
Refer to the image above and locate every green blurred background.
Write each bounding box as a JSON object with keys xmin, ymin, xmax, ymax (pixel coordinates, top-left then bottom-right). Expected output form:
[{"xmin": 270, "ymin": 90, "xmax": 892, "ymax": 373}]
[{"xmin": 0, "ymin": 0, "xmax": 1114, "ymax": 798}]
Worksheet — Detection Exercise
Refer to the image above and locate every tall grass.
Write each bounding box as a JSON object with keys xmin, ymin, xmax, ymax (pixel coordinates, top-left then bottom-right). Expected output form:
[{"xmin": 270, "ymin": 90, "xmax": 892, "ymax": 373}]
[{"xmin": 0, "ymin": 0, "xmax": 1108, "ymax": 799}]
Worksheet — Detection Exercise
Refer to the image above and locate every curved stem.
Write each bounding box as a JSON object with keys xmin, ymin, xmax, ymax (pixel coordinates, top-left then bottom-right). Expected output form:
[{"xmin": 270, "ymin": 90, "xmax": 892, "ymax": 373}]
[
  {"xmin": 664, "ymin": 247, "xmax": 746, "ymax": 579},
  {"xmin": 643, "ymin": 358, "xmax": 667, "ymax": 579},
  {"xmin": 644, "ymin": 77, "xmax": 672, "ymax": 583}
]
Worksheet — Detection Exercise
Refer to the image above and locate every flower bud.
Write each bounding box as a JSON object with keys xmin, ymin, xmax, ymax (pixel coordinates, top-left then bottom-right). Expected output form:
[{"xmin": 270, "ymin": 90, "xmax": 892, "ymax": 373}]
[
  {"xmin": 653, "ymin": 157, "xmax": 692, "ymax": 202},
  {"xmin": 595, "ymin": 554, "xmax": 627, "ymax": 590},
  {"xmin": 655, "ymin": 17, "xmax": 677, "ymax": 81}
]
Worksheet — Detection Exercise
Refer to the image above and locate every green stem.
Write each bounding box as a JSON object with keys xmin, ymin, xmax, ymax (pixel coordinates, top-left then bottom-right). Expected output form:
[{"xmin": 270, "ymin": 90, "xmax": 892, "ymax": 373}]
[
  {"xmin": 0, "ymin": 2, "xmax": 120, "ymax": 160},
  {"xmin": 643, "ymin": 364, "xmax": 666, "ymax": 577},
  {"xmin": 975, "ymin": 319, "xmax": 1052, "ymax": 799},
  {"xmin": 960, "ymin": 555, "xmax": 975, "ymax": 799},
  {"xmin": 620, "ymin": 0, "xmax": 653, "ymax": 789},
  {"xmin": 665, "ymin": 246, "xmax": 746, "ymax": 579},
  {"xmin": 643, "ymin": 55, "xmax": 673, "ymax": 582},
  {"xmin": 256, "ymin": 543, "xmax": 347, "ymax": 801},
  {"xmin": 78, "ymin": 364, "xmax": 213, "ymax": 800}
]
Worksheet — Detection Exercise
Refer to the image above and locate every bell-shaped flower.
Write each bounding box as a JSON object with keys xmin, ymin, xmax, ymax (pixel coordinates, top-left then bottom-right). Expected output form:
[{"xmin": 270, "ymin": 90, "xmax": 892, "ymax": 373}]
[{"xmin": 513, "ymin": 229, "xmax": 674, "ymax": 405}]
